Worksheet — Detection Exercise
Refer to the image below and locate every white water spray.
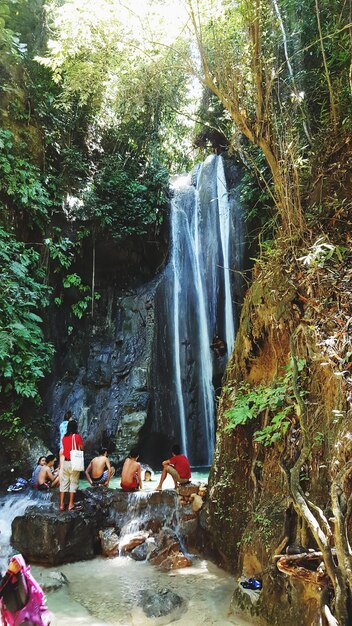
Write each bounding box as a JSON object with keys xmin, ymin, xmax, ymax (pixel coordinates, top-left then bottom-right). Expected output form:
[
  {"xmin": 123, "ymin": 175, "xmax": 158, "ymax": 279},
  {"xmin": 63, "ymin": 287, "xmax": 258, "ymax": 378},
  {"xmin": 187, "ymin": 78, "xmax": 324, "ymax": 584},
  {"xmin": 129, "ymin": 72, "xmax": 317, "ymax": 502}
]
[
  {"xmin": 192, "ymin": 188, "xmax": 215, "ymax": 454},
  {"xmin": 217, "ymin": 157, "xmax": 235, "ymax": 353},
  {"xmin": 171, "ymin": 204, "xmax": 189, "ymax": 458},
  {"xmin": 155, "ymin": 155, "xmax": 241, "ymax": 465},
  {"xmin": 0, "ymin": 493, "xmax": 46, "ymax": 570}
]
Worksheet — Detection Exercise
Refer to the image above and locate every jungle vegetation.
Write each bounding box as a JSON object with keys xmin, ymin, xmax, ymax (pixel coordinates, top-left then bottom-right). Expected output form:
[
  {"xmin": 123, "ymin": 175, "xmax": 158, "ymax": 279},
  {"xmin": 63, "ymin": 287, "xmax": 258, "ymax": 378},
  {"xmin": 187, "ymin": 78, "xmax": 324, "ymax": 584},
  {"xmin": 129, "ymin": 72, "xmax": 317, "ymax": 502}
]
[{"xmin": 0, "ymin": 0, "xmax": 352, "ymax": 622}]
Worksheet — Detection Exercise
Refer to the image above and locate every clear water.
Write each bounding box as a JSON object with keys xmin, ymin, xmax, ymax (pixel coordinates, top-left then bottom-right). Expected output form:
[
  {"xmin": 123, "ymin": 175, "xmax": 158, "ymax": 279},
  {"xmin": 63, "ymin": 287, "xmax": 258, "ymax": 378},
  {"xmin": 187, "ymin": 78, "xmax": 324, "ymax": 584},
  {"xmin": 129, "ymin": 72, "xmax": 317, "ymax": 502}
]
[
  {"xmin": 80, "ymin": 470, "xmax": 210, "ymax": 492},
  {"xmin": 32, "ymin": 557, "xmax": 255, "ymax": 626},
  {"xmin": 0, "ymin": 489, "xmax": 257, "ymax": 626}
]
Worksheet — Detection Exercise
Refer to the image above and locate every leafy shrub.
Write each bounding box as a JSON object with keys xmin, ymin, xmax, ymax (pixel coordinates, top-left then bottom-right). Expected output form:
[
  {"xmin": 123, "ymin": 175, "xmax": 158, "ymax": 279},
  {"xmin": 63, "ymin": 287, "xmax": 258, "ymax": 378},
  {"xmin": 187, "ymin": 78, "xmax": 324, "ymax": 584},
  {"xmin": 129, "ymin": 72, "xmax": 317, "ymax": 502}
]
[
  {"xmin": 0, "ymin": 129, "xmax": 51, "ymax": 232},
  {"xmin": 0, "ymin": 227, "xmax": 54, "ymax": 434},
  {"xmin": 225, "ymin": 358, "xmax": 306, "ymax": 446},
  {"xmin": 81, "ymin": 153, "xmax": 169, "ymax": 239}
]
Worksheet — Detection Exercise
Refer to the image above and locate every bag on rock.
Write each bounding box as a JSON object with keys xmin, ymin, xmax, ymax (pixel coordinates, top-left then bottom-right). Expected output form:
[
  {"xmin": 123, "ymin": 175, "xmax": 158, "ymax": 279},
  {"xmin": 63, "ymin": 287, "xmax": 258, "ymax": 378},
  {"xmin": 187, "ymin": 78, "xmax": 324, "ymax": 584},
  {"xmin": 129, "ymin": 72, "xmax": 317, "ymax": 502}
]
[{"xmin": 70, "ymin": 434, "xmax": 84, "ymax": 471}]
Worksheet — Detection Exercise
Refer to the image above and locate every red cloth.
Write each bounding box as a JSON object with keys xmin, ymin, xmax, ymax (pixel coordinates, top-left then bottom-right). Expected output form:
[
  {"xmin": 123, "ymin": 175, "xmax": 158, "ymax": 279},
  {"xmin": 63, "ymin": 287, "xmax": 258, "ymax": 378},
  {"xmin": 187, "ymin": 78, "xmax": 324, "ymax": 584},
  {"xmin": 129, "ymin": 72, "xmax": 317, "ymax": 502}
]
[
  {"xmin": 121, "ymin": 475, "xmax": 139, "ymax": 492},
  {"xmin": 169, "ymin": 454, "xmax": 191, "ymax": 479},
  {"xmin": 62, "ymin": 433, "xmax": 83, "ymax": 460}
]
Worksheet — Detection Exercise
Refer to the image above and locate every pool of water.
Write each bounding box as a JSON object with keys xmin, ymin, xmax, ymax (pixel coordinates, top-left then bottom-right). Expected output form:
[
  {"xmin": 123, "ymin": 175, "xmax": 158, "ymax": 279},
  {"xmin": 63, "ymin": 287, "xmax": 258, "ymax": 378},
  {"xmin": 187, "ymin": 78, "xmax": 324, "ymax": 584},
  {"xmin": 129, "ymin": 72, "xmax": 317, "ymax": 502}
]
[
  {"xmin": 33, "ymin": 556, "xmax": 255, "ymax": 626},
  {"xmin": 0, "ymin": 490, "xmax": 258, "ymax": 626},
  {"xmin": 81, "ymin": 470, "xmax": 209, "ymax": 492}
]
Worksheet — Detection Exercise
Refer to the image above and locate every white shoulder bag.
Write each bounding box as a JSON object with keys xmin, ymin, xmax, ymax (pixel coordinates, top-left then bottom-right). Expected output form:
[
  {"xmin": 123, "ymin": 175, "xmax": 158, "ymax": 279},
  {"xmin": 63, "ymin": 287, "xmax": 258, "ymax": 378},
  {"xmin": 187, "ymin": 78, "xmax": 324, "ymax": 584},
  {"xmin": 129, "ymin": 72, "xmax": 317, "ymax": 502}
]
[{"xmin": 70, "ymin": 434, "xmax": 84, "ymax": 471}]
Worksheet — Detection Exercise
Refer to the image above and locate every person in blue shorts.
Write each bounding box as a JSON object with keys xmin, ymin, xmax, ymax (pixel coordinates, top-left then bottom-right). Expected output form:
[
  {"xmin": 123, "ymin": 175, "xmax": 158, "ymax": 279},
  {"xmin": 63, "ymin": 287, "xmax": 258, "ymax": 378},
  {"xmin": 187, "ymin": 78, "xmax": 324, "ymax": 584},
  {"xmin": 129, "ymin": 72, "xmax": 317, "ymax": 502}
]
[{"xmin": 85, "ymin": 448, "xmax": 115, "ymax": 487}]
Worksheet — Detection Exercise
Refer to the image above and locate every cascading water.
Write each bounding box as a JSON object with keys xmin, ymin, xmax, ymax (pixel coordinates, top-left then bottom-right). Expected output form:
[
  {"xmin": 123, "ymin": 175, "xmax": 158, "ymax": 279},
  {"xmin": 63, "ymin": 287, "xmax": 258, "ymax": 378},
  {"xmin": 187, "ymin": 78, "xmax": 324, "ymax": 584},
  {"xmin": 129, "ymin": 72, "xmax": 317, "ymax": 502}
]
[
  {"xmin": 148, "ymin": 154, "xmax": 245, "ymax": 466},
  {"xmin": 0, "ymin": 492, "xmax": 50, "ymax": 570},
  {"xmin": 118, "ymin": 490, "xmax": 184, "ymax": 556},
  {"xmin": 217, "ymin": 157, "xmax": 235, "ymax": 354}
]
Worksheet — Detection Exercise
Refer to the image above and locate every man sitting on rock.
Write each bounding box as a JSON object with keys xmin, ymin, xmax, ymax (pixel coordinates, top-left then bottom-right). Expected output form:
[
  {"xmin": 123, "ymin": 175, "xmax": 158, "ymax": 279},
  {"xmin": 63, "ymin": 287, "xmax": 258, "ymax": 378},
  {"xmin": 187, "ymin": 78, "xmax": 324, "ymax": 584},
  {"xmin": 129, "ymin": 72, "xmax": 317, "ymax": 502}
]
[
  {"xmin": 36, "ymin": 454, "xmax": 59, "ymax": 490},
  {"xmin": 120, "ymin": 448, "xmax": 142, "ymax": 492},
  {"xmin": 156, "ymin": 444, "xmax": 191, "ymax": 491},
  {"xmin": 85, "ymin": 448, "xmax": 115, "ymax": 487}
]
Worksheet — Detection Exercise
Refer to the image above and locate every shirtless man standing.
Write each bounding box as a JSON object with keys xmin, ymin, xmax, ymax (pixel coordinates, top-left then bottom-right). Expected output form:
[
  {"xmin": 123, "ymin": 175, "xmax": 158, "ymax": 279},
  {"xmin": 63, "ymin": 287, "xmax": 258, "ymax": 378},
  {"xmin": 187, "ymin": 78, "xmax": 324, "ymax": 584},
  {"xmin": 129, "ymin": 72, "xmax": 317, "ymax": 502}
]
[
  {"xmin": 85, "ymin": 448, "xmax": 115, "ymax": 487},
  {"xmin": 120, "ymin": 448, "xmax": 142, "ymax": 492},
  {"xmin": 37, "ymin": 455, "xmax": 60, "ymax": 490}
]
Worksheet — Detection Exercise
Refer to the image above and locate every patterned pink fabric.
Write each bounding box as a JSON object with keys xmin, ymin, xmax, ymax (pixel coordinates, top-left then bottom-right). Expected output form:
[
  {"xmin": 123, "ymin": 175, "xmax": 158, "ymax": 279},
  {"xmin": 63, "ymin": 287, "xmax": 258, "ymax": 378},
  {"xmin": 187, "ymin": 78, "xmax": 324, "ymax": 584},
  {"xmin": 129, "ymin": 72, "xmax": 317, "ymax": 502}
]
[{"xmin": 0, "ymin": 554, "xmax": 51, "ymax": 626}]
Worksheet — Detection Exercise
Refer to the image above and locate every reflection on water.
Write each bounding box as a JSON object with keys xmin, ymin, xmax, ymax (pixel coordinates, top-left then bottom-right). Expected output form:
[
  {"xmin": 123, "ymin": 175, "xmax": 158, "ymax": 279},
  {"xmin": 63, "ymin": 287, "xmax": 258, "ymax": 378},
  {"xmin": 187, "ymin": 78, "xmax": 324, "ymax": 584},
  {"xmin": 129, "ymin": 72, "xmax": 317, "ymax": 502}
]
[{"xmin": 34, "ymin": 557, "xmax": 254, "ymax": 626}]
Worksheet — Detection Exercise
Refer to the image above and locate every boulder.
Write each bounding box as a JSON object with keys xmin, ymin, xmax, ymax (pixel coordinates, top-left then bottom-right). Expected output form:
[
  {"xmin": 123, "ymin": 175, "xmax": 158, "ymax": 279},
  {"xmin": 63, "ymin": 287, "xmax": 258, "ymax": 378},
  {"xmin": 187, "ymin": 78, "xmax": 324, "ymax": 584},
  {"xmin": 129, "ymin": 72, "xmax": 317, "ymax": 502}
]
[
  {"xmin": 11, "ymin": 506, "xmax": 96, "ymax": 565},
  {"xmin": 179, "ymin": 517, "xmax": 199, "ymax": 545},
  {"xmin": 177, "ymin": 484, "xmax": 199, "ymax": 497},
  {"xmin": 149, "ymin": 528, "xmax": 191, "ymax": 570},
  {"xmin": 198, "ymin": 485, "xmax": 207, "ymax": 498},
  {"xmin": 31, "ymin": 568, "xmax": 68, "ymax": 593},
  {"xmin": 158, "ymin": 552, "xmax": 192, "ymax": 571},
  {"xmin": 99, "ymin": 527, "xmax": 119, "ymax": 557},
  {"xmin": 119, "ymin": 530, "xmax": 149, "ymax": 553},
  {"xmin": 130, "ymin": 542, "xmax": 149, "ymax": 561},
  {"xmin": 10, "ymin": 489, "xmax": 205, "ymax": 567},
  {"xmin": 190, "ymin": 493, "xmax": 203, "ymax": 512},
  {"xmin": 132, "ymin": 588, "xmax": 186, "ymax": 625}
]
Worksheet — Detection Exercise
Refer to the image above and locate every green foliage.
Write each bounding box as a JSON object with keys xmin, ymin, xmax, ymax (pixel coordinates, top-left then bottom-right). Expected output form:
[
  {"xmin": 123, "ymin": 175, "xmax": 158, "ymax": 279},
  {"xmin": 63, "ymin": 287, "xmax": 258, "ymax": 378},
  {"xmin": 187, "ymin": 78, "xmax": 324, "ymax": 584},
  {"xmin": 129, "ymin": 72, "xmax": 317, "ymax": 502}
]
[
  {"xmin": 225, "ymin": 358, "xmax": 306, "ymax": 446},
  {"xmin": 238, "ymin": 144, "xmax": 275, "ymax": 230},
  {"xmin": 193, "ymin": 88, "xmax": 231, "ymax": 155},
  {"xmin": 0, "ymin": 226, "xmax": 54, "ymax": 433},
  {"xmin": 0, "ymin": 407, "xmax": 26, "ymax": 438},
  {"xmin": 43, "ymin": 236, "xmax": 75, "ymax": 270},
  {"xmin": 37, "ymin": 0, "xmax": 193, "ymax": 174},
  {"xmin": 61, "ymin": 272, "xmax": 101, "ymax": 319},
  {"xmin": 0, "ymin": 129, "xmax": 51, "ymax": 231},
  {"xmin": 80, "ymin": 150, "xmax": 169, "ymax": 239}
]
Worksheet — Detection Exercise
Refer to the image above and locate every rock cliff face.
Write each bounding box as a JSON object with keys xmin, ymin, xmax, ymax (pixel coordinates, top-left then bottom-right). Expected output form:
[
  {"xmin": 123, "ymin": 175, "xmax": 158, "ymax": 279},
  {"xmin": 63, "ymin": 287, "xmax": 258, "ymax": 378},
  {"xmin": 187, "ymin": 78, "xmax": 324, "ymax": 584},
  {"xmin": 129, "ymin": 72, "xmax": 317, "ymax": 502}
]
[
  {"xmin": 40, "ymin": 154, "xmax": 245, "ymax": 471},
  {"xmin": 205, "ymin": 250, "xmax": 352, "ymax": 625},
  {"xmin": 45, "ymin": 283, "xmax": 158, "ymax": 465}
]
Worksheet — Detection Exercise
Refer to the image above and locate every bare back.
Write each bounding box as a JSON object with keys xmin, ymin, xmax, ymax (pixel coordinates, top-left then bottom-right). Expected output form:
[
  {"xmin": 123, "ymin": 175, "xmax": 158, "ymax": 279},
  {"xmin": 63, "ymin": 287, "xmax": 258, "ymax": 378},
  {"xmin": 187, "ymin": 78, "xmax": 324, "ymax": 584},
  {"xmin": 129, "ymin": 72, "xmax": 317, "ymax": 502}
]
[
  {"xmin": 38, "ymin": 465, "xmax": 53, "ymax": 485},
  {"xmin": 90, "ymin": 455, "xmax": 110, "ymax": 478},
  {"xmin": 121, "ymin": 458, "xmax": 141, "ymax": 484}
]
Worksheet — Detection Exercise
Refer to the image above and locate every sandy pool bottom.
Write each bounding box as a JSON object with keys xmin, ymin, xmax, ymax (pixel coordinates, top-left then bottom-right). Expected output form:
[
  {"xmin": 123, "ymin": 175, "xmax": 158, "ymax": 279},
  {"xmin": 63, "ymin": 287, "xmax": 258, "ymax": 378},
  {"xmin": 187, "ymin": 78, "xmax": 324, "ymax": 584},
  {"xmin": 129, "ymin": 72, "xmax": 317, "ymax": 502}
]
[{"xmin": 32, "ymin": 556, "xmax": 255, "ymax": 626}]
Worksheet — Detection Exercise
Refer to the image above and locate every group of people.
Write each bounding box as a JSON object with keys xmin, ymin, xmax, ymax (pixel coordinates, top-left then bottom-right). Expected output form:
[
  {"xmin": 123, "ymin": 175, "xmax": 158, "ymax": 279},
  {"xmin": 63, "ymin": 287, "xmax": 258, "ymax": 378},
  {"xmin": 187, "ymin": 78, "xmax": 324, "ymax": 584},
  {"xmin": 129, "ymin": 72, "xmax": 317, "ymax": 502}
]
[
  {"xmin": 30, "ymin": 408, "xmax": 192, "ymax": 509},
  {"xmin": 30, "ymin": 455, "xmax": 59, "ymax": 491},
  {"xmin": 120, "ymin": 444, "xmax": 191, "ymax": 492},
  {"xmin": 30, "ymin": 412, "xmax": 85, "ymax": 511},
  {"xmin": 1, "ymin": 443, "xmax": 192, "ymax": 626}
]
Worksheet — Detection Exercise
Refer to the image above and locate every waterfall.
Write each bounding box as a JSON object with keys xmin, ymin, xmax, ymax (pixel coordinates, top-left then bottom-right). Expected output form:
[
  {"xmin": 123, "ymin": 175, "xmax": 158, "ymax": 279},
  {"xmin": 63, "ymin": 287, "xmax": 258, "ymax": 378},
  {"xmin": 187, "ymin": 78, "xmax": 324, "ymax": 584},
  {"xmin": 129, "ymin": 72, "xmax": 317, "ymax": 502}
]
[
  {"xmin": 171, "ymin": 212, "xmax": 188, "ymax": 458},
  {"xmin": 117, "ymin": 490, "xmax": 181, "ymax": 555},
  {"xmin": 0, "ymin": 492, "xmax": 49, "ymax": 570},
  {"xmin": 149, "ymin": 154, "xmax": 244, "ymax": 466},
  {"xmin": 217, "ymin": 157, "xmax": 235, "ymax": 353}
]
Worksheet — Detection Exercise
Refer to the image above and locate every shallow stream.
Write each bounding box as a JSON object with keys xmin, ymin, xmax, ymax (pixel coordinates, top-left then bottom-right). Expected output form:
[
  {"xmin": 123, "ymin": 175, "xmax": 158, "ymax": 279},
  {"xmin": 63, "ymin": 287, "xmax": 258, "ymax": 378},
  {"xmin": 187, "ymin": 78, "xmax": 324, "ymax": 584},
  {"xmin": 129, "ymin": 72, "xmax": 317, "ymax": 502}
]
[
  {"xmin": 0, "ymin": 470, "xmax": 256, "ymax": 626},
  {"xmin": 33, "ymin": 556, "xmax": 254, "ymax": 626}
]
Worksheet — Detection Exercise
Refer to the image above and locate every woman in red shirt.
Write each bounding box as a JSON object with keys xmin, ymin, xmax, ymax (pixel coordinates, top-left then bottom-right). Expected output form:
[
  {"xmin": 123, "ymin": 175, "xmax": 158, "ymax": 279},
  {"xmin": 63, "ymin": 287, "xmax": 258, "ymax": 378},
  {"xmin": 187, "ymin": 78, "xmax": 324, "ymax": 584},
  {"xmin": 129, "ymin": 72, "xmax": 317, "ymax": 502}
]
[{"xmin": 59, "ymin": 419, "xmax": 84, "ymax": 511}]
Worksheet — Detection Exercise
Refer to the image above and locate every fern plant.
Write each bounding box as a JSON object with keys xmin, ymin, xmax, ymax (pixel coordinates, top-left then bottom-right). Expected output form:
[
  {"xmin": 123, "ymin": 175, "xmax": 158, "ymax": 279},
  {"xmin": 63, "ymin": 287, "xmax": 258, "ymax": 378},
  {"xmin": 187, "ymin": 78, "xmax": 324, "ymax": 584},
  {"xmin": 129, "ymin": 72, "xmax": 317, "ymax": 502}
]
[{"xmin": 225, "ymin": 358, "xmax": 306, "ymax": 446}]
